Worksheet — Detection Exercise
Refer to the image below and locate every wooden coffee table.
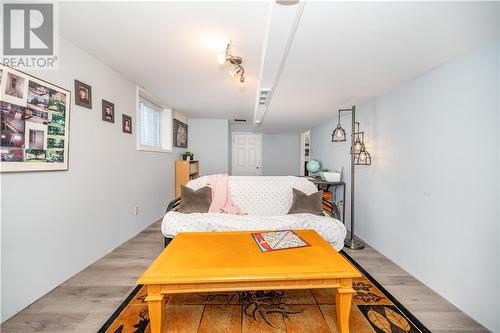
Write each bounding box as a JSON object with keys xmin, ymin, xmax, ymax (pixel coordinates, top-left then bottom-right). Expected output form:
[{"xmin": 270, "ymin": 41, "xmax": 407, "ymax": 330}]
[{"xmin": 137, "ymin": 230, "xmax": 361, "ymax": 333}]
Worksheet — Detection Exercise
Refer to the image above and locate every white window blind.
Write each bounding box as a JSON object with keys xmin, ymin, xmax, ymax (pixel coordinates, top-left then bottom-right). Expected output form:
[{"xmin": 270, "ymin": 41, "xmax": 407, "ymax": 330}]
[{"xmin": 138, "ymin": 97, "xmax": 162, "ymax": 148}]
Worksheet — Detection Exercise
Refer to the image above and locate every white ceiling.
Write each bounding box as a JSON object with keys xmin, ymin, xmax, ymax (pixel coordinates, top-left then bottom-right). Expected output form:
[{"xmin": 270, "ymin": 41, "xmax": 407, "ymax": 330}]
[
  {"xmin": 60, "ymin": 1, "xmax": 499, "ymax": 133},
  {"xmin": 59, "ymin": 1, "xmax": 270, "ymax": 120},
  {"xmin": 260, "ymin": 1, "xmax": 500, "ymax": 132}
]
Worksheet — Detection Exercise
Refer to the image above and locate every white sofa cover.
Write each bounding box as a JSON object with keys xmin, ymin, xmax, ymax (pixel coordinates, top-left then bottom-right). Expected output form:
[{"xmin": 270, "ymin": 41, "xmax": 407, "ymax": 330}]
[{"xmin": 161, "ymin": 176, "xmax": 346, "ymax": 250}]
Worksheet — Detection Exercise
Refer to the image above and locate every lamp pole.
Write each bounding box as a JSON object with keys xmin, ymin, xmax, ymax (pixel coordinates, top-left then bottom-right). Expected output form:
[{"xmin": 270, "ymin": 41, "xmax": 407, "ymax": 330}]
[{"xmin": 336, "ymin": 106, "xmax": 365, "ymax": 250}]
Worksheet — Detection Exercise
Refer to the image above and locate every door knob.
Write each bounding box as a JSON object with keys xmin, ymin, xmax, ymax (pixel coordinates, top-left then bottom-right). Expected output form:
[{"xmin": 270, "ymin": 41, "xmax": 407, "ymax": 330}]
[{"xmin": 256, "ymin": 166, "xmax": 261, "ymax": 169}]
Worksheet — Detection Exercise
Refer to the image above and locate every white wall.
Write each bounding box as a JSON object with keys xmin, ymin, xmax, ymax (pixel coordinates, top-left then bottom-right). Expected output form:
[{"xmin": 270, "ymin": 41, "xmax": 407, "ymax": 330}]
[
  {"xmin": 188, "ymin": 119, "xmax": 229, "ymax": 175},
  {"xmin": 262, "ymin": 133, "xmax": 301, "ymax": 176},
  {"xmin": 0, "ymin": 37, "xmax": 183, "ymax": 321},
  {"xmin": 310, "ymin": 42, "xmax": 500, "ymax": 331}
]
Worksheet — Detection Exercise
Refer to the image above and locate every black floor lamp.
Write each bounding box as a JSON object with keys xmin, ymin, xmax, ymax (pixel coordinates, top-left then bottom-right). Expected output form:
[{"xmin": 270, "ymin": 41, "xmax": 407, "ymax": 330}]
[{"xmin": 331, "ymin": 106, "xmax": 371, "ymax": 250}]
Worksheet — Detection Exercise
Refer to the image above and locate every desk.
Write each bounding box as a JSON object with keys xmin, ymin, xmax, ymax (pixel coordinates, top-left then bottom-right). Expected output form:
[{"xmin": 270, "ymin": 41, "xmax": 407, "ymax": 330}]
[{"xmin": 305, "ymin": 177, "xmax": 346, "ymax": 224}]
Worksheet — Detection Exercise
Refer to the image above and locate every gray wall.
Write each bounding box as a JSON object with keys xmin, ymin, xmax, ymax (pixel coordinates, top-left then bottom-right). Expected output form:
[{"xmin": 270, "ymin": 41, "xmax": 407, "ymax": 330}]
[
  {"xmin": 188, "ymin": 119, "xmax": 229, "ymax": 175},
  {"xmin": 310, "ymin": 42, "xmax": 500, "ymax": 331},
  {"xmin": 0, "ymin": 37, "xmax": 183, "ymax": 321},
  {"xmin": 230, "ymin": 124, "xmax": 254, "ymax": 133},
  {"xmin": 228, "ymin": 125, "xmax": 301, "ymax": 176},
  {"xmin": 262, "ymin": 133, "xmax": 301, "ymax": 176},
  {"xmin": 310, "ymin": 116, "xmax": 352, "ymax": 222}
]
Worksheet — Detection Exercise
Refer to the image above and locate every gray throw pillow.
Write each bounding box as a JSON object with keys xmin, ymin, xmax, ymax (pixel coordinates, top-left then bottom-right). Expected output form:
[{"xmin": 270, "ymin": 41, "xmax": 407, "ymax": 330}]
[
  {"xmin": 287, "ymin": 188, "xmax": 324, "ymax": 216},
  {"xmin": 178, "ymin": 185, "xmax": 212, "ymax": 214}
]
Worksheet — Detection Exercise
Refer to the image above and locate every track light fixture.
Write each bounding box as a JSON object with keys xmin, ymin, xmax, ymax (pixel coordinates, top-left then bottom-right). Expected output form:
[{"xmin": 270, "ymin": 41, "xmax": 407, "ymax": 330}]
[{"xmin": 217, "ymin": 41, "xmax": 245, "ymax": 84}]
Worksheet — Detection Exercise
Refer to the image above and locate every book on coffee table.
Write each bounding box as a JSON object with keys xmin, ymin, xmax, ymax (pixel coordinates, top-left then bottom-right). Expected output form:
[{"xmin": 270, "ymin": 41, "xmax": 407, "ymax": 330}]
[{"xmin": 251, "ymin": 230, "xmax": 310, "ymax": 252}]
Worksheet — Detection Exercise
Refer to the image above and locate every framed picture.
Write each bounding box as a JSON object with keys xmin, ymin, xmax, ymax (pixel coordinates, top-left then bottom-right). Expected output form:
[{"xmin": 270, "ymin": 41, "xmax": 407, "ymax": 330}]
[
  {"xmin": 101, "ymin": 99, "xmax": 114, "ymax": 123},
  {"xmin": 0, "ymin": 70, "xmax": 29, "ymax": 106},
  {"xmin": 74, "ymin": 80, "xmax": 92, "ymax": 109},
  {"xmin": 0, "ymin": 64, "xmax": 70, "ymax": 172},
  {"xmin": 122, "ymin": 114, "xmax": 132, "ymax": 134},
  {"xmin": 173, "ymin": 118, "xmax": 188, "ymax": 148}
]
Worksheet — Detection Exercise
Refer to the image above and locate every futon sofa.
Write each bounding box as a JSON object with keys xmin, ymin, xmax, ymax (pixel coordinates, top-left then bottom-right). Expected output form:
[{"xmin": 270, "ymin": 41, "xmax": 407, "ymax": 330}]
[{"xmin": 162, "ymin": 176, "xmax": 346, "ymax": 251}]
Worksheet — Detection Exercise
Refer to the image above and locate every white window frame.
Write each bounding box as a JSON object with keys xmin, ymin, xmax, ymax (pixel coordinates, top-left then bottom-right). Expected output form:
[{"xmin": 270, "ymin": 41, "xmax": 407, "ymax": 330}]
[{"xmin": 136, "ymin": 86, "xmax": 172, "ymax": 153}]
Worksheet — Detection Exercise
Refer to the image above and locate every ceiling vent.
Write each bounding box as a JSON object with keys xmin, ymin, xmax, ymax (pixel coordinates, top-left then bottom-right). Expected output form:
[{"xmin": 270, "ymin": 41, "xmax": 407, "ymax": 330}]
[{"xmin": 258, "ymin": 88, "xmax": 272, "ymax": 106}]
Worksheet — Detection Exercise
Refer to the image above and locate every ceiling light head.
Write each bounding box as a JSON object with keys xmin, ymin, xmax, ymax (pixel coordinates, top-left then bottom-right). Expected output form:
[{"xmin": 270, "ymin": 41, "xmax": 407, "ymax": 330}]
[
  {"xmin": 230, "ymin": 66, "xmax": 243, "ymax": 76},
  {"xmin": 216, "ymin": 40, "xmax": 245, "ymax": 85}
]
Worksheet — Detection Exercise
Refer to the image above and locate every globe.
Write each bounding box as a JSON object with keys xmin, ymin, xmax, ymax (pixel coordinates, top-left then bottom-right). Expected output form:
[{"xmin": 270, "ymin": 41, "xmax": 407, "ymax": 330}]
[{"xmin": 306, "ymin": 159, "xmax": 321, "ymax": 173}]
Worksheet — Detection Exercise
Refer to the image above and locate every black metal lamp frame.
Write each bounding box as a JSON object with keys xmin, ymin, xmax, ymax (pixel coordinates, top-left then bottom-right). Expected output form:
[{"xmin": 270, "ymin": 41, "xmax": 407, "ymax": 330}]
[
  {"xmin": 331, "ymin": 111, "xmax": 347, "ymax": 142},
  {"xmin": 353, "ymin": 123, "xmax": 371, "ymax": 166},
  {"xmin": 331, "ymin": 106, "xmax": 371, "ymax": 250}
]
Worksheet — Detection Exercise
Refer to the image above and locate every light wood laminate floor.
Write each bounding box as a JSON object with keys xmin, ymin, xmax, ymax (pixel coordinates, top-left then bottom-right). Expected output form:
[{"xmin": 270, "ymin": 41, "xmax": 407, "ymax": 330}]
[{"xmin": 1, "ymin": 221, "xmax": 489, "ymax": 332}]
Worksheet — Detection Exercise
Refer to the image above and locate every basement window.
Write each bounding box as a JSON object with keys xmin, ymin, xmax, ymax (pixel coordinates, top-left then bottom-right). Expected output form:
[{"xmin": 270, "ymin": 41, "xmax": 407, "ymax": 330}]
[{"xmin": 137, "ymin": 89, "xmax": 172, "ymax": 152}]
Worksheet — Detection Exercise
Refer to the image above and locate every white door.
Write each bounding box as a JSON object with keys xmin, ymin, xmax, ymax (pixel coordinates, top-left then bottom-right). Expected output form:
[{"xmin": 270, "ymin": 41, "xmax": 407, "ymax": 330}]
[{"xmin": 232, "ymin": 133, "xmax": 262, "ymax": 176}]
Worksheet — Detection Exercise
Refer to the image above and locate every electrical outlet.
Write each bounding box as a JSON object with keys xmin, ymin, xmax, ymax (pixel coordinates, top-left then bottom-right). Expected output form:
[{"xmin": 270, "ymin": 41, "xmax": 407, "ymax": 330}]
[{"xmin": 133, "ymin": 207, "xmax": 139, "ymax": 215}]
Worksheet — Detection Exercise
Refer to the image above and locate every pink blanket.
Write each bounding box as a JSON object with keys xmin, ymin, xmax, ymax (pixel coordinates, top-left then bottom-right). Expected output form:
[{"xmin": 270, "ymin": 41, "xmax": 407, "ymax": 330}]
[{"xmin": 207, "ymin": 174, "xmax": 242, "ymax": 215}]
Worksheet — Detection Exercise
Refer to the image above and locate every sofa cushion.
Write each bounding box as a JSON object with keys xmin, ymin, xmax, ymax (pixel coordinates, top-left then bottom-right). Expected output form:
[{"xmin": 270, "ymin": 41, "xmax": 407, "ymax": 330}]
[
  {"xmin": 187, "ymin": 176, "xmax": 318, "ymax": 216},
  {"xmin": 161, "ymin": 211, "xmax": 347, "ymax": 251},
  {"xmin": 288, "ymin": 188, "xmax": 324, "ymax": 215},
  {"xmin": 178, "ymin": 185, "xmax": 212, "ymax": 214}
]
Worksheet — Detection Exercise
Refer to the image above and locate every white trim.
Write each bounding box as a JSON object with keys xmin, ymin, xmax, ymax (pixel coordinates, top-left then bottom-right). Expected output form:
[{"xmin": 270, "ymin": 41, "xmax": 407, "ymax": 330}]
[
  {"xmin": 136, "ymin": 85, "xmax": 173, "ymax": 153},
  {"xmin": 138, "ymin": 86, "xmax": 168, "ymax": 109},
  {"xmin": 160, "ymin": 107, "xmax": 173, "ymax": 151},
  {"xmin": 137, "ymin": 145, "xmax": 172, "ymax": 153}
]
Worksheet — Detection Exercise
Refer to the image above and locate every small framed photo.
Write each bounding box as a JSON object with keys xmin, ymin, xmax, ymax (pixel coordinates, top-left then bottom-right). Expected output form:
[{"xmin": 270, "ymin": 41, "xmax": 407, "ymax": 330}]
[
  {"xmin": 74, "ymin": 80, "xmax": 92, "ymax": 109},
  {"xmin": 173, "ymin": 118, "xmax": 188, "ymax": 148},
  {"xmin": 2, "ymin": 71, "xmax": 28, "ymax": 106},
  {"xmin": 101, "ymin": 99, "xmax": 114, "ymax": 123},
  {"xmin": 122, "ymin": 114, "xmax": 132, "ymax": 134}
]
